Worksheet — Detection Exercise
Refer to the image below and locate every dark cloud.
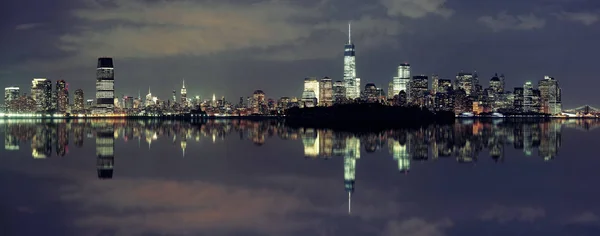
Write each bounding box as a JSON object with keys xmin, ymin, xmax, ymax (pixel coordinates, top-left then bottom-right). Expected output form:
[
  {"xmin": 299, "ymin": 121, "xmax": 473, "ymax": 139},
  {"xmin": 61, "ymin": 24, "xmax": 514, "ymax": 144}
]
[{"xmin": 0, "ymin": 0, "xmax": 599, "ymax": 107}]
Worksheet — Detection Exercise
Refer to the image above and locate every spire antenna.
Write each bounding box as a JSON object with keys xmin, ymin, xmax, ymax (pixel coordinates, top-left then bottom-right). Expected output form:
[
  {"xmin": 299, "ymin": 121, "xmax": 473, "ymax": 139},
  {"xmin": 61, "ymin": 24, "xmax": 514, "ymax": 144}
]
[{"xmin": 348, "ymin": 21, "xmax": 352, "ymax": 44}]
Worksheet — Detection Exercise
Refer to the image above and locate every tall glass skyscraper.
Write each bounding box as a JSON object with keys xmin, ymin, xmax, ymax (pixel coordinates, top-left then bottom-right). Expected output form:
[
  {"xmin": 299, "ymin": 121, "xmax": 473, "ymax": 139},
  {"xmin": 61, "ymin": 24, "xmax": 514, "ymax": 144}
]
[
  {"xmin": 393, "ymin": 63, "xmax": 411, "ymax": 96},
  {"xmin": 56, "ymin": 80, "xmax": 69, "ymax": 113},
  {"xmin": 96, "ymin": 57, "xmax": 115, "ymax": 113},
  {"xmin": 31, "ymin": 78, "xmax": 52, "ymax": 112},
  {"xmin": 344, "ymin": 23, "xmax": 359, "ymax": 100}
]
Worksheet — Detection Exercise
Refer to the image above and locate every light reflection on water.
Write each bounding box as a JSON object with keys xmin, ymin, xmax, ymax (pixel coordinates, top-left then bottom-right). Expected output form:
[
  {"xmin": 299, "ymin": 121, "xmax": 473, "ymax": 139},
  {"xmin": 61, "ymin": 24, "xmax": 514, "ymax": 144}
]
[{"xmin": 1, "ymin": 119, "xmax": 600, "ymax": 236}]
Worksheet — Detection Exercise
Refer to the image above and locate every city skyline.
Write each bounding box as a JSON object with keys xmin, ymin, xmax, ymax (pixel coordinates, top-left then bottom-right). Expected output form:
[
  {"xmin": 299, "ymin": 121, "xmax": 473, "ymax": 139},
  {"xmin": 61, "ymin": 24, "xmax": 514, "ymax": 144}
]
[{"xmin": 1, "ymin": 0, "xmax": 599, "ymax": 108}]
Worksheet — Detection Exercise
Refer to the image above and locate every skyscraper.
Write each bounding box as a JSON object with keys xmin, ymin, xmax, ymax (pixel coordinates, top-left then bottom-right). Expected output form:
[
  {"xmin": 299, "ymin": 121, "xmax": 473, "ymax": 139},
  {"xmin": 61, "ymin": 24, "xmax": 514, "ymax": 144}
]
[
  {"xmin": 489, "ymin": 73, "xmax": 503, "ymax": 94},
  {"xmin": 344, "ymin": 23, "xmax": 359, "ymax": 100},
  {"xmin": 31, "ymin": 78, "xmax": 52, "ymax": 112},
  {"xmin": 393, "ymin": 63, "xmax": 411, "ymax": 96},
  {"xmin": 538, "ymin": 76, "xmax": 562, "ymax": 115},
  {"xmin": 431, "ymin": 75, "xmax": 440, "ymax": 95},
  {"xmin": 56, "ymin": 80, "xmax": 69, "ymax": 113},
  {"xmin": 455, "ymin": 72, "xmax": 474, "ymax": 96},
  {"xmin": 333, "ymin": 80, "xmax": 346, "ymax": 104},
  {"xmin": 410, "ymin": 75, "xmax": 428, "ymax": 106},
  {"xmin": 181, "ymin": 80, "xmax": 187, "ymax": 106},
  {"xmin": 319, "ymin": 77, "xmax": 333, "ymax": 107},
  {"xmin": 523, "ymin": 81, "xmax": 534, "ymax": 112},
  {"xmin": 96, "ymin": 57, "xmax": 115, "ymax": 113},
  {"xmin": 73, "ymin": 89, "xmax": 84, "ymax": 112},
  {"xmin": 4, "ymin": 87, "xmax": 20, "ymax": 106},
  {"xmin": 303, "ymin": 77, "xmax": 320, "ymax": 105}
]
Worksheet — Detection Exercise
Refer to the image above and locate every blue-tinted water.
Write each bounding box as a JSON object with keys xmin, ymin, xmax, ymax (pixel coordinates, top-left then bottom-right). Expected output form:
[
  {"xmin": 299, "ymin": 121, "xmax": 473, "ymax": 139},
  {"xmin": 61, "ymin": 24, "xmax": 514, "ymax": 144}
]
[{"xmin": 1, "ymin": 119, "xmax": 599, "ymax": 236}]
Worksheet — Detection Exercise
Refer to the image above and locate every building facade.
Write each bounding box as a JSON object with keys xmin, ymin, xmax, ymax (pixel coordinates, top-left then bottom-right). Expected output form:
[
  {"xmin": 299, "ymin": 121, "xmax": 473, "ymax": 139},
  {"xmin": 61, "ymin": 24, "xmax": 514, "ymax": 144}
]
[
  {"xmin": 56, "ymin": 80, "xmax": 69, "ymax": 113},
  {"xmin": 31, "ymin": 78, "xmax": 52, "ymax": 112},
  {"xmin": 319, "ymin": 77, "xmax": 333, "ymax": 107},
  {"xmin": 73, "ymin": 89, "xmax": 84, "ymax": 112},
  {"xmin": 96, "ymin": 57, "xmax": 115, "ymax": 113},
  {"xmin": 343, "ymin": 23, "xmax": 359, "ymax": 100}
]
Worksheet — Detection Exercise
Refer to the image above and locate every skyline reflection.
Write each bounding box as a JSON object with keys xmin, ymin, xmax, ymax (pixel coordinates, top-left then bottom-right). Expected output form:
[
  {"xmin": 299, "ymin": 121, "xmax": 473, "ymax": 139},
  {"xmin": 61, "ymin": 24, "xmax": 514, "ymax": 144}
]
[{"xmin": 1, "ymin": 119, "xmax": 600, "ymax": 235}]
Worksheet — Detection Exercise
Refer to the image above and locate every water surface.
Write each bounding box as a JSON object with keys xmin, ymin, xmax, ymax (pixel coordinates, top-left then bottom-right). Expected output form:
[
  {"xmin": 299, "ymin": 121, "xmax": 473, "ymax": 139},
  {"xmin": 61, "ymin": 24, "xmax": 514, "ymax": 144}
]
[{"xmin": 1, "ymin": 119, "xmax": 600, "ymax": 236}]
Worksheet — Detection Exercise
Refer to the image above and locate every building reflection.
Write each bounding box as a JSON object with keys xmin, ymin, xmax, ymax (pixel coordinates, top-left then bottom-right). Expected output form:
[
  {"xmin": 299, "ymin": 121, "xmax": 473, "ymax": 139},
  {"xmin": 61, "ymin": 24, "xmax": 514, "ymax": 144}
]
[
  {"xmin": 2, "ymin": 119, "xmax": 599, "ymax": 179},
  {"xmin": 95, "ymin": 123, "xmax": 114, "ymax": 179}
]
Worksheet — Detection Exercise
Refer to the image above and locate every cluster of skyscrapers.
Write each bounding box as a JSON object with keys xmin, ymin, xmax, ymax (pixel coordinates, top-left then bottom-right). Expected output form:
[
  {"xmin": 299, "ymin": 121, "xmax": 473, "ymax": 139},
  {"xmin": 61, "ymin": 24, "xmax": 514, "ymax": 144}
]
[
  {"xmin": 299, "ymin": 23, "xmax": 564, "ymax": 115},
  {"xmin": 1, "ymin": 24, "xmax": 566, "ymax": 117}
]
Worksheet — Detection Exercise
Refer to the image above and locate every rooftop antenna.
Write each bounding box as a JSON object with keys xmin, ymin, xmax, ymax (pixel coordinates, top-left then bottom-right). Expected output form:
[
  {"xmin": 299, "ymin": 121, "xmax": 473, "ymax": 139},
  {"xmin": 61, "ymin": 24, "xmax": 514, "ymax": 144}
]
[{"xmin": 348, "ymin": 21, "xmax": 352, "ymax": 44}]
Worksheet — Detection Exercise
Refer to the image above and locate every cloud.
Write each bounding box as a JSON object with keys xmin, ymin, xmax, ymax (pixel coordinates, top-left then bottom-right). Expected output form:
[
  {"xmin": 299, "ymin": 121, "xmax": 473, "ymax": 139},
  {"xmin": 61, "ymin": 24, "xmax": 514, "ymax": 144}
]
[
  {"xmin": 480, "ymin": 205, "xmax": 546, "ymax": 223},
  {"xmin": 15, "ymin": 23, "xmax": 43, "ymax": 30},
  {"xmin": 478, "ymin": 12, "xmax": 546, "ymax": 32},
  {"xmin": 58, "ymin": 0, "xmax": 403, "ymax": 62},
  {"xmin": 567, "ymin": 212, "xmax": 600, "ymax": 225},
  {"xmin": 557, "ymin": 11, "xmax": 599, "ymax": 25},
  {"xmin": 382, "ymin": 218, "xmax": 453, "ymax": 236},
  {"xmin": 380, "ymin": 0, "xmax": 454, "ymax": 18}
]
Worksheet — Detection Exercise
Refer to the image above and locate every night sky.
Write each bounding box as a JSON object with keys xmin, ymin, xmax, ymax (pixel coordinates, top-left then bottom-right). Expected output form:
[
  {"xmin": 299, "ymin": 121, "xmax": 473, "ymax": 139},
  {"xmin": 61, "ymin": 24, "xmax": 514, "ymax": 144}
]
[{"xmin": 1, "ymin": 0, "xmax": 599, "ymax": 108}]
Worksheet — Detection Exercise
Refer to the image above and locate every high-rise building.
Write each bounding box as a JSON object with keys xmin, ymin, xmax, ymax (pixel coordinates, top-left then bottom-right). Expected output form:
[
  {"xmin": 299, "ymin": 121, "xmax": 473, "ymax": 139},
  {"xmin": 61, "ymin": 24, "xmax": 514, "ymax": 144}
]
[
  {"xmin": 55, "ymin": 80, "xmax": 69, "ymax": 113},
  {"xmin": 333, "ymin": 80, "xmax": 346, "ymax": 104},
  {"xmin": 455, "ymin": 72, "xmax": 474, "ymax": 96},
  {"xmin": 363, "ymin": 83, "xmax": 378, "ymax": 102},
  {"xmin": 538, "ymin": 76, "xmax": 561, "ymax": 115},
  {"xmin": 523, "ymin": 81, "xmax": 534, "ymax": 112},
  {"xmin": 489, "ymin": 73, "xmax": 503, "ymax": 94},
  {"xmin": 431, "ymin": 75, "xmax": 440, "ymax": 95},
  {"xmin": 31, "ymin": 78, "xmax": 52, "ymax": 112},
  {"xmin": 123, "ymin": 96, "xmax": 134, "ymax": 109},
  {"xmin": 96, "ymin": 57, "xmax": 115, "ymax": 113},
  {"xmin": 73, "ymin": 89, "xmax": 84, "ymax": 112},
  {"xmin": 319, "ymin": 77, "xmax": 333, "ymax": 107},
  {"xmin": 437, "ymin": 79, "xmax": 452, "ymax": 94},
  {"xmin": 252, "ymin": 90, "xmax": 265, "ymax": 114},
  {"xmin": 4, "ymin": 87, "xmax": 20, "ymax": 106},
  {"xmin": 387, "ymin": 81, "xmax": 394, "ymax": 99},
  {"xmin": 513, "ymin": 87, "xmax": 524, "ymax": 112},
  {"xmin": 409, "ymin": 75, "xmax": 428, "ymax": 106},
  {"xmin": 181, "ymin": 80, "xmax": 187, "ymax": 106},
  {"xmin": 344, "ymin": 23, "xmax": 359, "ymax": 100},
  {"xmin": 393, "ymin": 63, "xmax": 411, "ymax": 96},
  {"xmin": 303, "ymin": 77, "xmax": 320, "ymax": 105}
]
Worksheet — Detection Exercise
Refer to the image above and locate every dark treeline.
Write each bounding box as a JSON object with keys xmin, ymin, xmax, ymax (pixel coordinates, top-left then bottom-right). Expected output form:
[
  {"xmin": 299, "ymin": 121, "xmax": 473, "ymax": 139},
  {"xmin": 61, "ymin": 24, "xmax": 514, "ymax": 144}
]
[{"xmin": 284, "ymin": 103, "xmax": 455, "ymax": 131}]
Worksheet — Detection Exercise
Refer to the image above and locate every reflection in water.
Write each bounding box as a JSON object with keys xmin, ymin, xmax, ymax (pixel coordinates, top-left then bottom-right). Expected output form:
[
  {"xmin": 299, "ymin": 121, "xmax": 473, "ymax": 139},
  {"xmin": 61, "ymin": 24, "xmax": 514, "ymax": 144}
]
[{"xmin": 0, "ymin": 119, "xmax": 597, "ymax": 179}]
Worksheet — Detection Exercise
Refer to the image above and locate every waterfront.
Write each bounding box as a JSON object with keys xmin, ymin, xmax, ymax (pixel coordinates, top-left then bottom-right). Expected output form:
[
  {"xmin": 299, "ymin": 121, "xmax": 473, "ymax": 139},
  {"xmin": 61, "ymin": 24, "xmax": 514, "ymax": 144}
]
[{"xmin": 1, "ymin": 119, "xmax": 600, "ymax": 235}]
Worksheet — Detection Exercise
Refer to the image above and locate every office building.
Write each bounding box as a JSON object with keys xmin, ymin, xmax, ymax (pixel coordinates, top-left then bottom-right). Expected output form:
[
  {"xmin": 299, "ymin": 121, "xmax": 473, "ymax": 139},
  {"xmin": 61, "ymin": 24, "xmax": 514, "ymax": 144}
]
[
  {"xmin": 252, "ymin": 90, "xmax": 265, "ymax": 114},
  {"xmin": 181, "ymin": 80, "xmax": 187, "ymax": 106},
  {"xmin": 333, "ymin": 80, "xmax": 346, "ymax": 104},
  {"xmin": 437, "ymin": 79, "xmax": 452, "ymax": 94},
  {"xmin": 538, "ymin": 76, "xmax": 562, "ymax": 115},
  {"xmin": 31, "ymin": 78, "xmax": 52, "ymax": 112},
  {"xmin": 73, "ymin": 89, "xmax": 84, "ymax": 112},
  {"xmin": 431, "ymin": 75, "xmax": 440, "ymax": 95},
  {"xmin": 489, "ymin": 73, "xmax": 504, "ymax": 94},
  {"xmin": 513, "ymin": 87, "xmax": 524, "ymax": 112},
  {"xmin": 123, "ymin": 96, "xmax": 134, "ymax": 109},
  {"xmin": 4, "ymin": 87, "xmax": 20, "ymax": 106},
  {"xmin": 96, "ymin": 57, "xmax": 115, "ymax": 113},
  {"xmin": 523, "ymin": 81, "xmax": 534, "ymax": 112},
  {"xmin": 303, "ymin": 77, "xmax": 319, "ymax": 105},
  {"xmin": 344, "ymin": 23, "xmax": 359, "ymax": 100},
  {"xmin": 393, "ymin": 63, "xmax": 411, "ymax": 96},
  {"xmin": 409, "ymin": 75, "xmax": 428, "ymax": 106},
  {"xmin": 56, "ymin": 80, "xmax": 69, "ymax": 113},
  {"xmin": 455, "ymin": 72, "xmax": 474, "ymax": 96},
  {"xmin": 319, "ymin": 77, "xmax": 333, "ymax": 107}
]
